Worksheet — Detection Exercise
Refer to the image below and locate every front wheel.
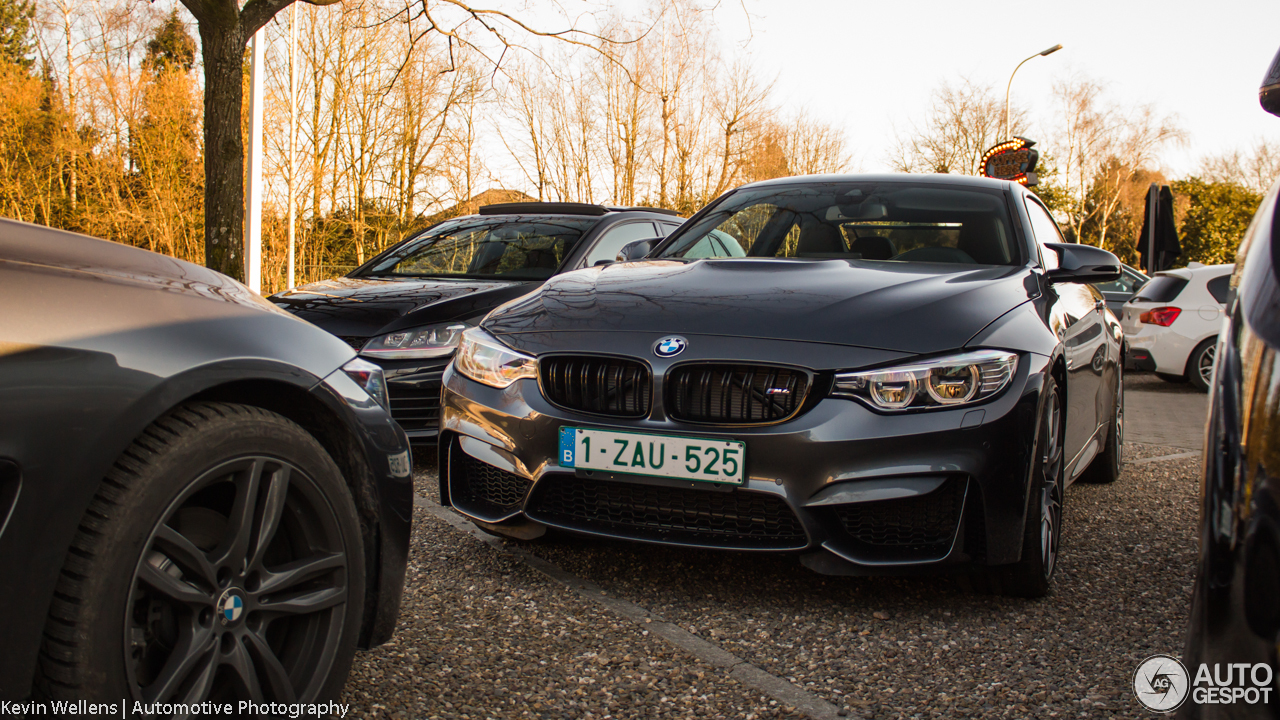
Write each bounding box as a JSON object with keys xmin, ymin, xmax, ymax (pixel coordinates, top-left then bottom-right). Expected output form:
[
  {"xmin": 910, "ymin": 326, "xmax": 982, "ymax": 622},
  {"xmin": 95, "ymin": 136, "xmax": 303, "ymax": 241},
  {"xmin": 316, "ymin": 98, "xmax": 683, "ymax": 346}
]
[
  {"xmin": 1188, "ymin": 339, "xmax": 1216, "ymax": 393},
  {"xmin": 999, "ymin": 376, "xmax": 1066, "ymax": 598},
  {"xmin": 36, "ymin": 403, "xmax": 365, "ymax": 707}
]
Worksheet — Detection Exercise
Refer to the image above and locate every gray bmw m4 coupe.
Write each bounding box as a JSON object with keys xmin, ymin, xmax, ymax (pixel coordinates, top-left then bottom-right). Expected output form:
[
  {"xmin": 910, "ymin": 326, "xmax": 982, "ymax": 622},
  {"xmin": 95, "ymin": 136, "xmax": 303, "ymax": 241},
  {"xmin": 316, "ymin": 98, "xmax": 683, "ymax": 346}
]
[{"xmin": 438, "ymin": 175, "xmax": 1124, "ymax": 597}]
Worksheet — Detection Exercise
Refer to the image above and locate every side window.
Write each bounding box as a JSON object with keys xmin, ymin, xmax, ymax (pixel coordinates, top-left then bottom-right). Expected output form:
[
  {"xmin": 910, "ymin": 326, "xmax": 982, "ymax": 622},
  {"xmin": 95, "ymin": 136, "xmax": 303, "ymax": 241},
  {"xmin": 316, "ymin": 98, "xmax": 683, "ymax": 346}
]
[
  {"xmin": 1206, "ymin": 274, "xmax": 1231, "ymax": 304},
  {"xmin": 659, "ymin": 222, "xmax": 682, "ymax": 237},
  {"xmin": 1024, "ymin": 198, "xmax": 1065, "ymax": 270},
  {"xmin": 584, "ymin": 222, "xmax": 658, "ymax": 266},
  {"xmin": 1094, "ymin": 273, "xmax": 1139, "ymax": 294}
]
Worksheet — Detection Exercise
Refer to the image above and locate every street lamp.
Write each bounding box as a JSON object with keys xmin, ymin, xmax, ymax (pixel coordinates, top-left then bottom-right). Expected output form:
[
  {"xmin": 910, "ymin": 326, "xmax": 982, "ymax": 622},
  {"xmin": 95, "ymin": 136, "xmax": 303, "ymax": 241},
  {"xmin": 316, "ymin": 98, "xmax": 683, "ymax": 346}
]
[{"xmin": 1004, "ymin": 44, "xmax": 1062, "ymax": 140}]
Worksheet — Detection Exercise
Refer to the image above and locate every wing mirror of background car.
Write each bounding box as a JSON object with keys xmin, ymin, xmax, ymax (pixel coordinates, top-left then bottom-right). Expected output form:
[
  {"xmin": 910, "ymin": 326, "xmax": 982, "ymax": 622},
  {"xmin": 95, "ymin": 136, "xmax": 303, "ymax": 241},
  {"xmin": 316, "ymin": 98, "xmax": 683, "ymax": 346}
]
[
  {"xmin": 1260, "ymin": 44, "xmax": 1280, "ymax": 116},
  {"xmin": 614, "ymin": 238, "xmax": 663, "ymax": 263},
  {"xmin": 1044, "ymin": 242, "xmax": 1122, "ymax": 285}
]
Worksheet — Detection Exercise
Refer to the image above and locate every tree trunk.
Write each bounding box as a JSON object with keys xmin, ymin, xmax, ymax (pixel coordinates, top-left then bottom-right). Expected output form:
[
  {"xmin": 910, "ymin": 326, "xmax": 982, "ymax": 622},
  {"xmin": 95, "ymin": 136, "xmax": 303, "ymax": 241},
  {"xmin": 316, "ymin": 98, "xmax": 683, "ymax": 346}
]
[{"xmin": 198, "ymin": 22, "xmax": 248, "ymax": 281}]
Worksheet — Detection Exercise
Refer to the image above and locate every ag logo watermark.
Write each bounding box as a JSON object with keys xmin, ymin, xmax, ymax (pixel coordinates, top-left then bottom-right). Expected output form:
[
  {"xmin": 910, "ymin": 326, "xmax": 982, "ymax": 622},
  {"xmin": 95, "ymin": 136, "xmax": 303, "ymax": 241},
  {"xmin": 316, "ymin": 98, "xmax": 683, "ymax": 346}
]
[
  {"xmin": 1133, "ymin": 655, "xmax": 1275, "ymax": 713},
  {"xmin": 1133, "ymin": 654, "xmax": 1190, "ymax": 713}
]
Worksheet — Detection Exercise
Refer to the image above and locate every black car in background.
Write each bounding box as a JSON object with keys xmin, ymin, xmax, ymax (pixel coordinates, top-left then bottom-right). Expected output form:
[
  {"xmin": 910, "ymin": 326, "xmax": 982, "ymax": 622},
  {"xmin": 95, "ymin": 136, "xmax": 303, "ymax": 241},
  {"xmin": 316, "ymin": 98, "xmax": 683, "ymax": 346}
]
[
  {"xmin": 0, "ymin": 220, "xmax": 411, "ymax": 705},
  {"xmin": 438, "ymin": 174, "xmax": 1123, "ymax": 598},
  {"xmin": 271, "ymin": 202, "xmax": 682, "ymax": 446},
  {"xmin": 1095, "ymin": 262, "xmax": 1149, "ymax": 316},
  {"xmin": 1179, "ymin": 49, "xmax": 1280, "ymax": 719}
]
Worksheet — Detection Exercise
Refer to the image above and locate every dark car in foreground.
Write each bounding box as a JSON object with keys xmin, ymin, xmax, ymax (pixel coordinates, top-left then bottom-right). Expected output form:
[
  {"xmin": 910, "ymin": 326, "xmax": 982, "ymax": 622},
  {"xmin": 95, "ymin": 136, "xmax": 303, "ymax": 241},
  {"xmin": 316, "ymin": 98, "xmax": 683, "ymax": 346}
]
[
  {"xmin": 1178, "ymin": 49, "xmax": 1280, "ymax": 718},
  {"xmin": 0, "ymin": 220, "xmax": 411, "ymax": 705},
  {"xmin": 271, "ymin": 203, "xmax": 682, "ymax": 446},
  {"xmin": 437, "ymin": 174, "xmax": 1123, "ymax": 597}
]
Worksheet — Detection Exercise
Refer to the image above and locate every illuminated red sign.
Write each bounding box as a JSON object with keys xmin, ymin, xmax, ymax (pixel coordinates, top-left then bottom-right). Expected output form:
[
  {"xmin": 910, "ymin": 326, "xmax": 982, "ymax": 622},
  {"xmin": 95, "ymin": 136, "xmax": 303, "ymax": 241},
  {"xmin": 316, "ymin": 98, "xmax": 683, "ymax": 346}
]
[{"xmin": 981, "ymin": 137, "xmax": 1039, "ymax": 186}]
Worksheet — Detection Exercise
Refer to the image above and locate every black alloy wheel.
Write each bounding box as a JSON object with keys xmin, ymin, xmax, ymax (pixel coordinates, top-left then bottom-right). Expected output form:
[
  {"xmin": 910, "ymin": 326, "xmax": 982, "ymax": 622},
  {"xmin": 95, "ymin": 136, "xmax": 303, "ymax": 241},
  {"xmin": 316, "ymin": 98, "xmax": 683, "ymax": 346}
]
[
  {"xmin": 1000, "ymin": 376, "xmax": 1065, "ymax": 598},
  {"xmin": 37, "ymin": 403, "xmax": 365, "ymax": 708}
]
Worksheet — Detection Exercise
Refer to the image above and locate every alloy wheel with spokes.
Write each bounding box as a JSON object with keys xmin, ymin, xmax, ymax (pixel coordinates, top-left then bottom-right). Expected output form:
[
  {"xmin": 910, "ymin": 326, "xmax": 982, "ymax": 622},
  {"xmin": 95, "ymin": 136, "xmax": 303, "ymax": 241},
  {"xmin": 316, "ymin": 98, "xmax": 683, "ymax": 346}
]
[
  {"xmin": 1198, "ymin": 343, "xmax": 1217, "ymax": 387},
  {"xmin": 36, "ymin": 403, "xmax": 365, "ymax": 710},
  {"xmin": 999, "ymin": 376, "xmax": 1065, "ymax": 597},
  {"xmin": 1038, "ymin": 390, "xmax": 1064, "ymax": 579},
  {"xmin": 127, "ymin": 456, "xmax": 349, "ymax": 704}
]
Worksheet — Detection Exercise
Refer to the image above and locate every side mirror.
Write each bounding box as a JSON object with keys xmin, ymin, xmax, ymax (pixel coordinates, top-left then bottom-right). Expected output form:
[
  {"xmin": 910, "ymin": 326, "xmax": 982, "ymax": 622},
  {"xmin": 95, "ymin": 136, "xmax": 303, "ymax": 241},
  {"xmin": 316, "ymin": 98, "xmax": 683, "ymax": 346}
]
[
  {"xmin": 1261, "ymin": 45, "xmax": 1280, "ymax": 116},
  {"xmin": 1044, "ymin": 243, "xmax": 1122, "ymax": 284},
  {"xmin": 616, "ymin": 238, "xmax": 661, "ymax": 262}
]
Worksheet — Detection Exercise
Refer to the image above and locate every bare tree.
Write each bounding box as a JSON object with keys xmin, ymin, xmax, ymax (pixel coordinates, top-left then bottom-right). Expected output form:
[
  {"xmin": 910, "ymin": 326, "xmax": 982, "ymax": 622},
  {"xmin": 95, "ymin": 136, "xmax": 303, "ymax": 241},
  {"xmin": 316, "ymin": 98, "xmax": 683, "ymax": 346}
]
[
  {"xmin": 1199, "ymin": 139, "xmax": 1280, "ymax": 194},
  {"xmin": 1089, "ymin": 104, "xmax": 1183, "ymax": 250},
  {"xmin": 891, "ymin": 78, "xmax": 1023, "ymax": 176}
]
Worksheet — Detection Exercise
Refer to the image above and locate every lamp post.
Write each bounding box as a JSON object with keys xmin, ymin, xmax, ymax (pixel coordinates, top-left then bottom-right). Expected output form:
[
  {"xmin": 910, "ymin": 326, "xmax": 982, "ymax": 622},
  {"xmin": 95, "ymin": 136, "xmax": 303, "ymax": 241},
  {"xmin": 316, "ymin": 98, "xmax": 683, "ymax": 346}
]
[{"xmin": 1004, "ymin": 44, "xmax": 1062, "ymax": 140}]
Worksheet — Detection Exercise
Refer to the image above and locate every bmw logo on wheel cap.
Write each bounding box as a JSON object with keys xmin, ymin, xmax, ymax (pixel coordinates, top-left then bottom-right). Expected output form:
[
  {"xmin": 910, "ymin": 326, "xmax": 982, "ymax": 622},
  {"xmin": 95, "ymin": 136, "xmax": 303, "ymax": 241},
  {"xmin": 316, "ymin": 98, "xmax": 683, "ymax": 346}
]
[
  {"xmin": 218, "ymin": 589, "xmax": 245, "ymax": 626},
  {"xmin": 653, "ymin": 336, "xmax": 687, "ymax": 358}
]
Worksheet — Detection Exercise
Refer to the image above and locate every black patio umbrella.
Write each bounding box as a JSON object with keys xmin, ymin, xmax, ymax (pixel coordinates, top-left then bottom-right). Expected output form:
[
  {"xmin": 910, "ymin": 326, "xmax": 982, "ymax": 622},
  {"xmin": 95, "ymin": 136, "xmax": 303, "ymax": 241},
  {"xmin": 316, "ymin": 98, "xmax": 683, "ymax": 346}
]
[{"xmin": 1137, "ymin": 184, "xmax": 1181, "ymax": 273}]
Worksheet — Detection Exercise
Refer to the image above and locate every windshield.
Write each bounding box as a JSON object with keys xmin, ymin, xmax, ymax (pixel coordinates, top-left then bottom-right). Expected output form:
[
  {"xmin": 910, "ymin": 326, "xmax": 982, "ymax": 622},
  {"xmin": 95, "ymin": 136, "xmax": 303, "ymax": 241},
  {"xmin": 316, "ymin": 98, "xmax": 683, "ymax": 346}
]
[
  {"xmin": 359, "ymin": 217, "xmax": 598, "ymax": 280},
  {"xmin": 659, "ymin": 182, "xmax": 1020, "ymax": 267}
]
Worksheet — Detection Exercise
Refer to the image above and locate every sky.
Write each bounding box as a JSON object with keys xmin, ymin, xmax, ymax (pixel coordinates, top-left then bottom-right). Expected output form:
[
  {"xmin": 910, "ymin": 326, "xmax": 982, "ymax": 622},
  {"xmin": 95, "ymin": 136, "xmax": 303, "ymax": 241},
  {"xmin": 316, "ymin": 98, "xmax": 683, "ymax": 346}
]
[{"xmin": 636, "ymin": 0, "xmax": 1280, "ymax": 177}]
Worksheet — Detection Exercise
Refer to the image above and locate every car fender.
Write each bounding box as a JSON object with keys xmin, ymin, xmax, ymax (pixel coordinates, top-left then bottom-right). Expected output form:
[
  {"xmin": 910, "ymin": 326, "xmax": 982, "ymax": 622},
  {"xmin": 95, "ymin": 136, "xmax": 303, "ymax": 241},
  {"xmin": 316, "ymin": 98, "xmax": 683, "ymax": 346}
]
[{"xmin": 0, "ymin": 357, "xmax": 334, "ymax": 700}]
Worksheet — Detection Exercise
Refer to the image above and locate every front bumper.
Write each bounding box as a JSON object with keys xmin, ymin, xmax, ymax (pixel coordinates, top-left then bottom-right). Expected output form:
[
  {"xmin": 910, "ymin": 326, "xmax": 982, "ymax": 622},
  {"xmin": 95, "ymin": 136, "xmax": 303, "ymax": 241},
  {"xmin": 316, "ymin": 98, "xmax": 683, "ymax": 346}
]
[
  {"xmin": 367, "ymin": 356, "xmax": 450, "ymax": 444},
  {"xmin": 313, "ymin": 369, "xmax": 414, "ymax": 646},
  {"xmin": 439, "ymin": 353, "xmax": 1049, "ymax": 574}
]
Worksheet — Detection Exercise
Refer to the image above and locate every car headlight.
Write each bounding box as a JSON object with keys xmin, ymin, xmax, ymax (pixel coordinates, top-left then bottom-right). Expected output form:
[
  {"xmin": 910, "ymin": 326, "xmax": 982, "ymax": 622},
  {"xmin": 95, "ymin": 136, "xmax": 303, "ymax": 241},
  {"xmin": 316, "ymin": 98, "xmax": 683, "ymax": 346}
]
[
  {"xmin": 832, "ymin": 350, "xmax": 1018, "ymax": 411},
  {"xmin": 454, "ymin": 327, "xmax": 537, "ymax": 389},
  {"xmin": 341, "ymin": 357, "xmax": 390, "ymax": 410},
  {"xmin": 361, "ymin": 322, "xmax": 469, "ymax": 359}
]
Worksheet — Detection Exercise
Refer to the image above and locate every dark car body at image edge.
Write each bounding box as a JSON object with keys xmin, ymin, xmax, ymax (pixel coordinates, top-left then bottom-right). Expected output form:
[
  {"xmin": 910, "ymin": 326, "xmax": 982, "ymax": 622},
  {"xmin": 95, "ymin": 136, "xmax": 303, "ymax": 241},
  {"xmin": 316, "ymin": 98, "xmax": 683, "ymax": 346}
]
[
  {"xmin": 1178, "ymin": 43, "xmax": 1280, "ymax": 716},
  {"xmin": 0, "ymin": 221, "xmax": 412, "ymax": 702}
]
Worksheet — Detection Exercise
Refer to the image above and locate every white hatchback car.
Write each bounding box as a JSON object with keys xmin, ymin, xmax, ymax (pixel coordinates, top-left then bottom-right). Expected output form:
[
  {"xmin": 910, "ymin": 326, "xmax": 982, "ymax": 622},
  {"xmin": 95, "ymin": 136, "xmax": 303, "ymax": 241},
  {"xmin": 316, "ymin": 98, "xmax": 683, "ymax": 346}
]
[{"xmin": 1120, "ymin": 263, "xmax": 1233, "ymax": 391}]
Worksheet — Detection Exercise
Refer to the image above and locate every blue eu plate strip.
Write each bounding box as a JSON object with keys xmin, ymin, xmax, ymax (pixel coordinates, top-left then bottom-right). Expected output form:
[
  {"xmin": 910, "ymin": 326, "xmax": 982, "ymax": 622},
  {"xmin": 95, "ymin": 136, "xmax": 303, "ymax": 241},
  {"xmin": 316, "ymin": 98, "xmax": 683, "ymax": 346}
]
[{"xmin": 559, "ymin": 427, "xmax": 576, "ymax": 468}]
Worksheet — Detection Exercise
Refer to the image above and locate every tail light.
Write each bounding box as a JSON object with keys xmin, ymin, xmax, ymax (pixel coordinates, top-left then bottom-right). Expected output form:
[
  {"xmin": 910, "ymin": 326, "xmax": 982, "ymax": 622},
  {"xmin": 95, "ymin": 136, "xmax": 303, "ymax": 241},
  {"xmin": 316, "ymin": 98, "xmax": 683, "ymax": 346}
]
[{"xmin": 1139, "ymin": 307, "xmax": 1182, "ymax": 327}]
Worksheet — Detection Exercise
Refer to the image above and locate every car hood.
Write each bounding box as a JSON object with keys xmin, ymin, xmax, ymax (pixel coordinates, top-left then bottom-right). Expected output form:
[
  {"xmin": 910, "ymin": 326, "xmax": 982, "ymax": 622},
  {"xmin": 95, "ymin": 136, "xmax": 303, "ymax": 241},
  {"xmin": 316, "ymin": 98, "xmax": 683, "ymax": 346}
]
[
  {"xmin": 484, "ymin": 259, "xmax": 1038, "ymax": 354},
  {"xmin": 270, "ymin": 275, "xmax": 538, "ymax": 338},
  {"xmin": 0, "ymin": 217, "xmax": 282, "ymax": 316}
]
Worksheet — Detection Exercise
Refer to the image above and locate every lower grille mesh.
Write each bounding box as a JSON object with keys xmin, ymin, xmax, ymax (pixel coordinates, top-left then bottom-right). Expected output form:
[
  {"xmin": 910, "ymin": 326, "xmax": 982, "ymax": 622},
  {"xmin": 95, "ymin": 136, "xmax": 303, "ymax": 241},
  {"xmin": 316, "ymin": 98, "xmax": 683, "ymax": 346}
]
[
  {"xmin": 528, "ymin": 476, "xmax": 806, "ymax": 549},
  {"xmin": 453, "ymin": 450, "xmax": 532, "ymax": 510},
  {"xmin": 834, "ymin": 477, "xmax": 966, "ymax": 550}
]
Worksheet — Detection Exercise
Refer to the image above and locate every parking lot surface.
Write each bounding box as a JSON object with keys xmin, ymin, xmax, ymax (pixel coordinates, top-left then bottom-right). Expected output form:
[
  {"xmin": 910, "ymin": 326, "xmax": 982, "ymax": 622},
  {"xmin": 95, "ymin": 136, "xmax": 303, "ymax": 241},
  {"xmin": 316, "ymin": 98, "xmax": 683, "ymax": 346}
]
[
  {"xmin": 342, "ymin": 381, "xmax": 1208, "ymax": 719},
  {"xmin": 1124, "ymin": 372, "xmax": 1207, "ymax": 450}
]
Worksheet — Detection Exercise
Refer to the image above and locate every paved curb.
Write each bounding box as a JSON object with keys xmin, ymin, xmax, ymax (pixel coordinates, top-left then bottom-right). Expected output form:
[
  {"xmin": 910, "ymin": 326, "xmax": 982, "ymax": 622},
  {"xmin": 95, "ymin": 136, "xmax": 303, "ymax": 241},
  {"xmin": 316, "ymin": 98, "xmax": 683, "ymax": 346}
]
[
  {"xmin": 412, "ymin": 493, "xmax": 853, "ymax": 720},
  {"xmin": 1125, "ymin": 451, "xmax": 1200, "ymax": 466}
]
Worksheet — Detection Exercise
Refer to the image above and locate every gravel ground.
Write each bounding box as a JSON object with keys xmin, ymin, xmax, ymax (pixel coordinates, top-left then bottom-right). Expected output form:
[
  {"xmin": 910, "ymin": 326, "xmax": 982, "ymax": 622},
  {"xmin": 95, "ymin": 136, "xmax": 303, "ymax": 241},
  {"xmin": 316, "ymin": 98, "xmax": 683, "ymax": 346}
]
[{"xmin": 343, "ymin": 442, "xmax": 1202, "ymax": 720}]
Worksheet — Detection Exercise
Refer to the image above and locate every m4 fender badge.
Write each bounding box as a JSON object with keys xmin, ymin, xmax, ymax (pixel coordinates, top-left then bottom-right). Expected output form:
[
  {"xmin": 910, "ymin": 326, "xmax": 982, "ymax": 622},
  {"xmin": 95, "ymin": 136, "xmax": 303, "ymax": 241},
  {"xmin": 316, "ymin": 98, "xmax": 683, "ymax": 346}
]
[
  {"xmin": 766, "ymin": 388, "xmax": 790, "ymax": 395},
  {"xmin": 654, "ymin": 336, "xmax": 687, "ymax": 358}
]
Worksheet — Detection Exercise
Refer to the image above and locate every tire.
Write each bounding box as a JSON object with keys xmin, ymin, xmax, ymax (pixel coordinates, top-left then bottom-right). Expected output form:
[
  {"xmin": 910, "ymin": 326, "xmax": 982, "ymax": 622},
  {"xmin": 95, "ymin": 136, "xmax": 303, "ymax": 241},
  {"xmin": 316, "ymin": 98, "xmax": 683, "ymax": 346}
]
[
  {"xmin": 1187, "ymin": 339, "xmax": 1216, "ymax": 393},
  {"xmin": 998, "ymin": 375, "xmax": 1066, "ymax": 598},
  {"xmin": 1080, "ymin": 362, "xmax": 1123, "ymax": 484},
  {"xmin": 36, "ymin": 402, "xmax": 365, "ymax": 706}
]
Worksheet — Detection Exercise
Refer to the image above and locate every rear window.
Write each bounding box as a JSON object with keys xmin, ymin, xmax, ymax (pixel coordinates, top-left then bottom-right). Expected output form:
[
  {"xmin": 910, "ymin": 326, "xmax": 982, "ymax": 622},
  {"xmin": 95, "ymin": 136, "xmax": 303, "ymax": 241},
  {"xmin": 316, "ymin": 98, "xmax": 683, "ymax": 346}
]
[
  {"xmin": 1131, "ymin": 275, "xmax": 1188, "ymax": 303},
  {"xmin": 1206, "ymin": 274, "xmax": 1230, "ymax": 304},
  {"xmin": 659, "ymin": 182, "xmax": 1020, "ymax": 267},
  {"xmin": 359, "ymin": 217, "xmax": 598, "ymax": 280}
]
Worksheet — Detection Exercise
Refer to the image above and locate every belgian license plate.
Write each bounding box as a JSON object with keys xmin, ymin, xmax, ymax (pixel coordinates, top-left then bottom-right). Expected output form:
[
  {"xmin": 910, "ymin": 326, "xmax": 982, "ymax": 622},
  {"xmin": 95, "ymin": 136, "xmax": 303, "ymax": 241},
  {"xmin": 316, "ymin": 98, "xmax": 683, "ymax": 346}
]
[{"xmin": 558, "ymin": 427, "xmax": 745, "ymax": 486}]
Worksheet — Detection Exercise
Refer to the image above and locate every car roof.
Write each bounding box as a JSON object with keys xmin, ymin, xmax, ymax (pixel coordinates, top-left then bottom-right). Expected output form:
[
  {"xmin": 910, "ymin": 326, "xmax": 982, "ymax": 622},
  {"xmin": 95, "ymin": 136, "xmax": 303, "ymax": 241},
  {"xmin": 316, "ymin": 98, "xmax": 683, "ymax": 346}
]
[
  {"xmin": 478, "ymin": 201, "xmax": 681, "ymax": 218},
  {"xmin": 731, "ymin": 173, "xmax": 1021, "ymax": 193},
  {"xmin": 1153, "ymin": 263, "xmax": 1234, "ymax": 281}
]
